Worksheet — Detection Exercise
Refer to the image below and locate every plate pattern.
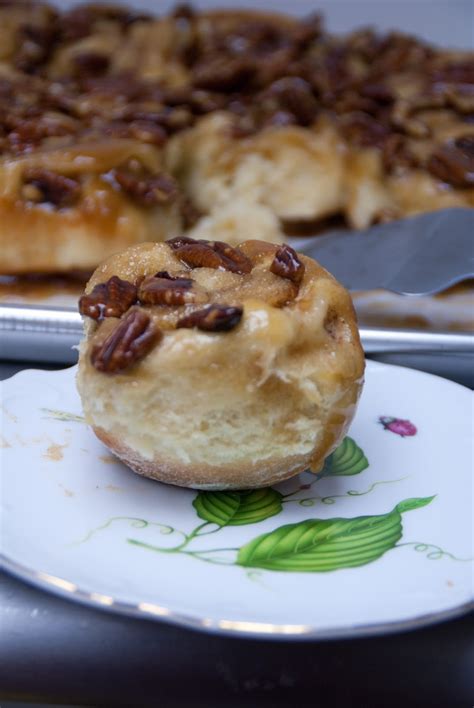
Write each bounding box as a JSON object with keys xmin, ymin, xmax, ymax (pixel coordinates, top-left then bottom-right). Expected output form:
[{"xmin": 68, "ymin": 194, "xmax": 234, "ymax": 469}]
[{"xmin": 0, "ymin": 362, "xmax": 472, "ymax": 638}]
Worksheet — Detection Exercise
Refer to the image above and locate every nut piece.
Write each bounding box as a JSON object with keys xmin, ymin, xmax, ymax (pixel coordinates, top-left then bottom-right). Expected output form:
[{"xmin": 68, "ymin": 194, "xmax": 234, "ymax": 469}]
[
  {"xmin": 173, "ymin": 242, "xmax": 225, "ymax": 270},
  {"xmin": 91, "ymin": 309, "xmax": 160, "ymax": 373},
  {"xmin": 211, "ymin": 241, "xmax": 253, "ymax": 274},
  {"xmin": 138, "ymin": 272, "xmax": 196, "ymax": 306},
  {"xmin": 22, "ymin": 168, "xmax": 81, "ymax": 208},
  {"xmin": 114, "ymin": 167, "xmax": 178, "ymax": 207},
  {"xmin": 427, "ymin": 135, "xmax": 474, "ymax": 188},
  {"xmin": 167, "ymin": 236, "xmax": 253, "ymax": 274},
  {"xmin": 177, "ymin": 304, "xmax": 243, "ymax": 332},
  {"xmin": 79, "ymin": 276, "xmax": 137, "ymax": 320},
  {"xmin": 262, "ymin": 77, "xmax": 319, "ymax": 127},
  {"xmin": 270, "ymin": 244, "xmax": 305, "ymax": 285}
]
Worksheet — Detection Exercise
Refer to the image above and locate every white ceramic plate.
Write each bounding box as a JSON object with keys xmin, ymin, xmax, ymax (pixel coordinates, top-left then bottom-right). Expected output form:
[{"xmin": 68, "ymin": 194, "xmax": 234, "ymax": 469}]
[{"xmin": 1, "ymin": 361, "xmax": 472, "ymax": 639}]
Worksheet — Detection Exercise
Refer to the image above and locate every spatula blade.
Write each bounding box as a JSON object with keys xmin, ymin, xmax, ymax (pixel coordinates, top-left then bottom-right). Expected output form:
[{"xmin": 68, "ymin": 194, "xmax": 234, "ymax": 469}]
[{"xmin": 299, "ymin": 208, "xmax": 474, "ymax": 295}]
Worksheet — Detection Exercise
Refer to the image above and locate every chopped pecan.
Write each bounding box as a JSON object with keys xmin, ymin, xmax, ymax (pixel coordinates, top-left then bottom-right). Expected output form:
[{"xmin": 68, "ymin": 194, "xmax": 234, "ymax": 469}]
[
  {"xmin": 138, "ymin": 272, "xmax": 196, "ymax": 306},
  {"xmin": 91, "ymin": 309, "xmax": 160, "ymax": 373},
  {"xmin": 382, "ymin": 133, "xmax": 417, "ymax": 172},
  {"xmin": 169, "ymin": 237, "xmax": 253, "ymax": 274},
  {"xmin": 193, "ymin": 56, "xmax": 255, "ymax": 92},
  {"xmin": 14, "ymin": 22, "xmax": 58, "ymax": 74},
  {"xmin": 22, "ymin": 168, "xmax": 81, "ymax": 208},
  {"xmin": 340, "ymin": 112, "xmax": 390, "ymax": 148},
  {"xmin": 73, "ymin": 52, "xmax": 110, "ymax": 76},
  {"xmin": 177, "ymin": 304, "xmax": 243, "ymax": 332},
  {"xmin": 444, "ymin": 87, "xmax": 474, "ymax": 114},
  {"xmin": 114, "ymin": 168, "xmax": 178, "ymax": 206},
  {"xmin": 263, "ymin": 110, "xmax": 296, "ymax": 129},
  {"xmin": 79, "ymin": 276, "xmax": 137, "ymax": 320},
  {"xmin": 180, "ymin": 197, "xmax": 202, "ymax": 229},
  {"xmin": 391, "ymin": 98, "xmax": 432, "ymax": 138},
  {"xmin": 262, "ymin": 77, "xmax": 318, "ymax": 127},
  {"xmin": 8, "ymin": 113, "xmax": 78, "ymax": 152},
  {"xmin": 427, "ymin": 135, "xmax": 474, "ymax": 187},
  {"xmin": 80, "ymin": 75, "xmax": 144, "ymax": 100},
  {"xmin": 360, "ymin": 82, "xmax": 394, "ymax": 104},
  {"xmin": 60, "ymin": 5, "xmax": 149, "ymax": 42},
  {"xmin": 128, "ymin": 120, "xmax": 167, "ymax": 146},
  {"xmin": 430, "ymin": 60, "xmax": 474, "ymax": 87},
  {"xmin": 270, "ymin": 244, "xmax": 305, "ymax": 285},
  {"xmin": 291, "ymin": 13, "xmax": 322, "ymax": 49}
]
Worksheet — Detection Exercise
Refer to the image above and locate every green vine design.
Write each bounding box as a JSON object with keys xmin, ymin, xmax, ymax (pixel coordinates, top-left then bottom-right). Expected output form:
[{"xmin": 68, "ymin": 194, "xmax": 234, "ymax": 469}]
[
  {"xmin": 72, "ymin": 516, "xmax": 188, "ymax": 547},
  {"xmin": 76, "ymin": 436, "xmax": 468, "ymax": 574},
  {"xmin": 396, "ymin": 542, "xmax": 473, "ymax": 562},
  {"xmin": 284, "ymin": 477, "xmax": 409, "ymax": 507},
  {"xmin": 42, "ymin": 408, "xmax": 85, "ymax": 423}
]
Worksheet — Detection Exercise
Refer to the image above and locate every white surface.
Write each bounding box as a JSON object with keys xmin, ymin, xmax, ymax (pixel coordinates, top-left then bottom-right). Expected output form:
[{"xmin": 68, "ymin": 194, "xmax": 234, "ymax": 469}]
[
  {"xmin": 1, "ymin": 361, "xmax": 472, "ymax": 637},
  {"xmin": 52, "ymin": 0, "xmax": 474, "ymax": 49}
]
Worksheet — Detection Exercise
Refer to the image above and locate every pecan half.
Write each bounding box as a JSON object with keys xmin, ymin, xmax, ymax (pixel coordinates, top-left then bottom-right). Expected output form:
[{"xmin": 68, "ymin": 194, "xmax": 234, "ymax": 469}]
[
  {"xmin": 73, "ymin": 52, "xmax": 110, "ymax": 76},
  {"xmin": 168, "ymin": 236, "xmax": 252, "ymax": 274},
  {"xmin": 91, "ymin": 309, "xmax": 160, "ymax": 373},
  {"xmin": 22, "ymin": 168, "xmax": 81, "ymax": 208},
  {"xmin": 211, "ymin": 240, "xmax": 253, "ymax": 274},
  {"xmin": 180, "ymin": 197, "xmax": 202, "ymax": 228},
  {"xmin": 128, "ymin": 120, "xmax": 167, "ymax": 146},
  {"xmin": 114, "ymin": 168, "xmax": 178, "ymax": 207},
  {"xmin": 193, "ymin": 56, "xmax": 255, "ymax": 92},
  {"xmin": 262, "ymin": 77, "xmax": 319, "ymax": 127},
  {"xmin": 270, "ymin": 244, "xmax": 305, "ymax": 285},
  {"xmin": 177, "ymin": 304, "xmax": 243, "ymax": 332},
  {"xmin": 138, "ymin": 272, "xmax": 195, "ymax": 306},
  {"xmin": 79, "ymin": 276, "xmax": 137, "ymax": 320},
  {"xmin": 173, "ymin": 242, "xmax": 224, "ymax": 270},
  {"xmin": 166, "ymin": 236, "xmax": 199, "ymax": 250},
  {"xmin": 427, "ymin": 135, "xmax": 474, "ymax": 188}
]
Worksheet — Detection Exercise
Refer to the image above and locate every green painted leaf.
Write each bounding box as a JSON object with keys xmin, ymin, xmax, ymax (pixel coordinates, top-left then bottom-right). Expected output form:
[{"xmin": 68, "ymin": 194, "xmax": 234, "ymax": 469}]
[
  {"xmin": 237, "ymin": 507, "xmax": 403, "ymax": 572},
  {"xmin": 321, "ymin": 437, "xmax": 368, "ymax": 477},
  {"xmin": 396, "ymin": 496, "xmax": 436, "ymax": 513},
  {"xmin": 193, "ymin": 488, "xmax": 283, "ymax": 526}
]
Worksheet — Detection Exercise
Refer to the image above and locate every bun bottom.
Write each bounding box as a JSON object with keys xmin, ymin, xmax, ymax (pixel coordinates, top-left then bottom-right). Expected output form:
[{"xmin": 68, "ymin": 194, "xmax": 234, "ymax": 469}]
[{"xmin": 93, "ymin": 426, "xmax": 325, "ymax": 490}]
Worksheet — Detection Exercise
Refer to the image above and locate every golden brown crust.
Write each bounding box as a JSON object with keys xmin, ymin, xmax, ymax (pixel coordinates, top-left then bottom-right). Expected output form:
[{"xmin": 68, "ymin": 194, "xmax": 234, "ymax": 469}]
[{"xmin": 93, "ymin": 425, "xmax": 317, "ymax": 490}]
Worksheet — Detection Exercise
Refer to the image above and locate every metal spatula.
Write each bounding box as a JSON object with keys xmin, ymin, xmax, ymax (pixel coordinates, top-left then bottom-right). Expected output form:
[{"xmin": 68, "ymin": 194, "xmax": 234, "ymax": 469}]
[{"xmin": 299, "ymin": 208, "xmax": 474, "ymax": 295}]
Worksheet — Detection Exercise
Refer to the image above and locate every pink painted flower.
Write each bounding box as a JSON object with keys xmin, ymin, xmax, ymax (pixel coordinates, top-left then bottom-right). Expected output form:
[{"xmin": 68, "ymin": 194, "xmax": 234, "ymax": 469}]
[{"xmin": 379, "ymin": 416, "xmax": 417, "ymax": 437}]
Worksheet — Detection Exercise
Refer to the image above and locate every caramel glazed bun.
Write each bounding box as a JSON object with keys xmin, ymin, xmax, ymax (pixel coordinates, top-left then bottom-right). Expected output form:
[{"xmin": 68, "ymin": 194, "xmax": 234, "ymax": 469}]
[{"xmin": 76, "ymin": 237, "xmax": 365, "ymax": 490}]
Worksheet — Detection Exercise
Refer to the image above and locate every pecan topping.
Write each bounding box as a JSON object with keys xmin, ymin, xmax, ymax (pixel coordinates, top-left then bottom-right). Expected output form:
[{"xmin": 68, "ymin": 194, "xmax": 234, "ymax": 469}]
[
  {"xmin": 427, "ymin": 135, "xmax": 474, "ymax": 188},
  {"xmin": 14, "ymin": 21, "xmax": 58, "ymax": 74},
  {"xmin": 114, "ymin": 167, "xmax": 178, "ymax": 207},
  {"xmin": 193, "ymin": 57, "xmax": 255, "ymax": 92},
  {"xmin": 22, "ymin": 168, "xmax": 81, "ymax": 208},
  {"xmin": 270, "ymin": 245, "xmax": 305, "ymax": 285},
  {"xmin": 168, "ymin": 237, "xmax": 252, "ymax": 274},
  {"xmin": 138, "ymin": 272, "xmax": 196, "ymax": 306},
  {"xmin": 211, "ymin": 241, "xmax": 253, "ymax": 274},
  {"xmin": 173, "ymin": 242, "xmax": 224, "ymax": 270},
  {"xmin": 91, "ymin": 309, "xmax": 160, "ymax": 373},
  {"xmin": 177, "ymin": 304, "xmax": 243, "ymax": 332},
  {"xmin": 79, "ymin": 276, "xmax": 137, "ymax": 321},
  {"xmin": 166, "ymin": 236, "xmax": 200, "ymax": 250},
  {"xmin": 262, "ymin": 77, "xmax": 319, "ymax": 127},
  {"xmin": 128, "ymin": 120, "xmax": 167, "ymax": 146},
  {"xmin": 73, "ymin": 52, "xmax": 110, "ymax": 76},
  {"xmin": 180, "ymin": 198, "xmax": 202, "ymax": 229}
]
